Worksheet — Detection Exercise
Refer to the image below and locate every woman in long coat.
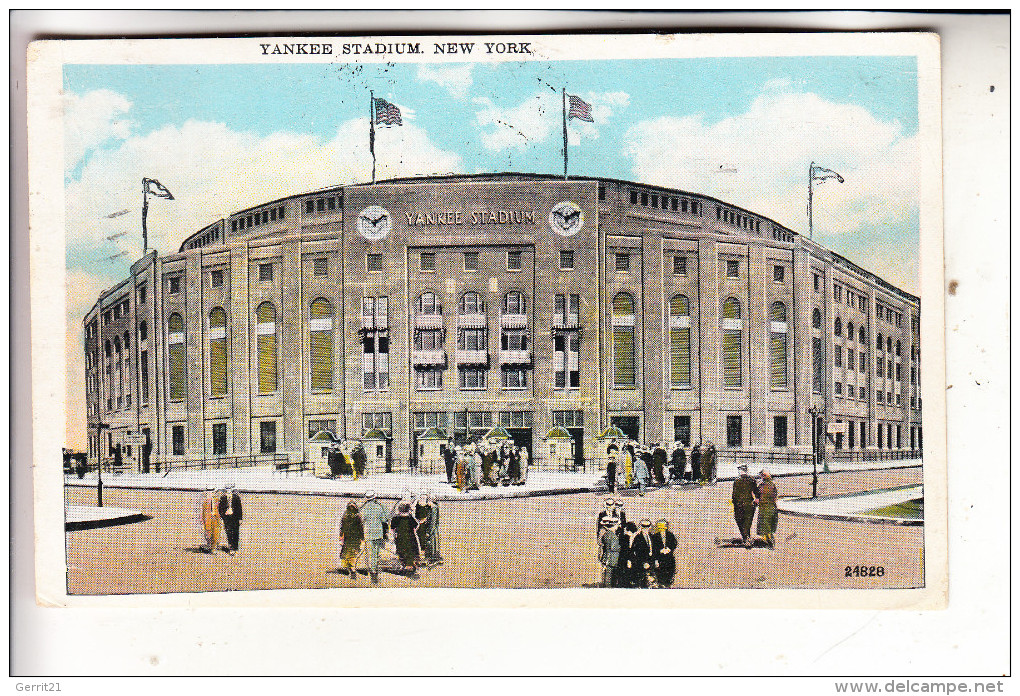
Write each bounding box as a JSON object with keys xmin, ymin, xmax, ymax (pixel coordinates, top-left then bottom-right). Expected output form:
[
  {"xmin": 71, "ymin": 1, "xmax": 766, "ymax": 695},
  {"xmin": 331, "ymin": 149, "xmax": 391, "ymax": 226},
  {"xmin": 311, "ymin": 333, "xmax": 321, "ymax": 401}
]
[
  {"xmin": 651, "ymin": 520, "xmax": 678, "ymax": 588},
  {"xmin": 200, "ymin": 488, "xmax": 220, "ymax": 553},
  {"xmin": 390, "ymin": 502, "xmax": 421, "ymax": 572},
  {"xmin": 623, "ymin": 444, "xmax": 635, "ymax": 488},
  {"xmin": 338, "ymin": 502, "xmax": 365, "ymax": 574},
  {"xmin": 756, "ymin": 469, "xmax": 779, "ymax": 548}
]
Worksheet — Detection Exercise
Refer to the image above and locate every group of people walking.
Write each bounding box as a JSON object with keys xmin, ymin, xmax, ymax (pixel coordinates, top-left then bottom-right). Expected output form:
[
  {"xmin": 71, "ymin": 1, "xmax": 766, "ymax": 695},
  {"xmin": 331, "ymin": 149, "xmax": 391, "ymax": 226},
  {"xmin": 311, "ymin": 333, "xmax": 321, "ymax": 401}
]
[
  {"xmin": 731, "ymin": 466, "xmax": 780, "ymax": 548},
  {"xmin": 198, "ymin": 486, "xmax": 243, "ymax": 555},
  {"xmin": 326, "ymin": 441, "xmax": 367, "ymax": 479},
  {"xmin": 336, "ymin": 490, "xmax": 443, "ymax": 583},
  {"xmin": 606, "ymin": 441, "xmax": 718, "ymax": 495},
  {"xmin": 596, "ymin": 499, "xmax": 678, "ymax": 588},
  {"xmin": 442, "ymin": 441, "xmax": 529, "ymax": 492}
]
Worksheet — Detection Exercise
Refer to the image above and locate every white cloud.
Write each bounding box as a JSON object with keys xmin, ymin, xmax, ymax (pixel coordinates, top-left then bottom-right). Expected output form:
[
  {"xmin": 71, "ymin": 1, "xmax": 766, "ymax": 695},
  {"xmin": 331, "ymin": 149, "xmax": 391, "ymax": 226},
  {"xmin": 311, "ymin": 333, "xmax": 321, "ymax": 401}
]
[
  {"xmin": 63, "ymin": 89, "xmax": 133, "ymax": 173},
  {"xmin": 475, "ymin": 89, "xmax": 630, "ymax": 152},
  {"xmin": 64, "ymin": 117, "xmax": 463, "ymax": 256},
  {"xmin": 416, "ymin": 64, "xmax": 475, "ymax": 99},
  {"xmin": 623, "ymin": 90, "xmax": 918, "ymax": 289}
]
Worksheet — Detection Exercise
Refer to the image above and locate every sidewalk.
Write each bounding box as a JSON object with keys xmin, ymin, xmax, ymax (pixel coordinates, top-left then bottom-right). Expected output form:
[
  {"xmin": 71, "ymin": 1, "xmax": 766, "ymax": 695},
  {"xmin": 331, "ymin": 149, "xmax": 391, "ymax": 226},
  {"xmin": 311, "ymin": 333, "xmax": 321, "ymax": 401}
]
[
  {"xmin": 64, "ymin": 457, "xmax": 921, "ymax": 503},
  {"xmin": 777, "ymin": 484, "xmax": 923, "ymax": 525}
]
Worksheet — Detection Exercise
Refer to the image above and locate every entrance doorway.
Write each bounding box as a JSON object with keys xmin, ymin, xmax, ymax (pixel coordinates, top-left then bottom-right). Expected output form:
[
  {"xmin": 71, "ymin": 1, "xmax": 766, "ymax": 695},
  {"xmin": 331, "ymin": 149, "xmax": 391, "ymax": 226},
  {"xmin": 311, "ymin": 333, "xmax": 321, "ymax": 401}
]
[{"xmin": 611, "ymin": 415, "xmax": 640, "ymax": 442}]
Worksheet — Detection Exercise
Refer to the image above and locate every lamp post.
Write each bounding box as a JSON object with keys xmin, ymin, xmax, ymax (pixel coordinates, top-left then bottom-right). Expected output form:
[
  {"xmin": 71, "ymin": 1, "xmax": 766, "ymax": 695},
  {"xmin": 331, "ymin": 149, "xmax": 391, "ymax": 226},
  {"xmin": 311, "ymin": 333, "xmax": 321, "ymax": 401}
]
[
  {"xmin": 807, "ymin": 407, "xmax": 824, "ymax": 498},
  {"xmin": 93, "ymin": 422, "xmax": 109, "ymax": 507}
]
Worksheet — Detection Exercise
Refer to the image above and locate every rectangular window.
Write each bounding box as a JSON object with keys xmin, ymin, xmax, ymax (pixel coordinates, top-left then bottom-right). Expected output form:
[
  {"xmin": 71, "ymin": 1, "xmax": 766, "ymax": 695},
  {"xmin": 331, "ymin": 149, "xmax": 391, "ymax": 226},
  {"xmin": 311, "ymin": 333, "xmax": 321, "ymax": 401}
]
[
  {"xmin": 813, "ymin": 273, "xmax": 820, "ymax": 292},
  {"xmin": 140, "ymin": 350, "xmax": 149, "ymax": 404},
  {"xmin": 834, "ymin": 285, "xmax": 842, "ymax": 302},
  {"xmin": 630, "ymin": 190, "xmax": 638, "ymax": 204},
  {"xmin": 726, "ymin": 259, "xmax": 739, "ymax": 278},
  {"xmin": 673, "ymin": 255, "xmax": 687, "ymax": 276},
  {"xmin": 598, "ymin": 185, "xmax": 606, "ymax": 201},
  {"xmin": 420, "ymin": 252, "xmax": 435, "ymax": 272},
  {"xmin": 877, "ymin": 360, "xmax": 883, "ymax": 377},
  {"xmin": 673, "ymin": 416, "xmax": 691, "ymax": 446},
  {"xmin": 860, "ymin": 352, "xmax": 867, "ymax": 373},
  {"xmin": 212, "ymin": 423, "xmax": 227, "ymax": 455},
  {"xmin": 847, "ymin": 349, "xmax": 854, "ymax": 370},
  {"xmin": 834, "ymin": 345, "xmax": 843, "ymax": 367},
  {"xmin": 463, "ymin": 251, "xmax": 479, "ymax": 271},
  {"xmin": 313, "ymin": 257, "xmax": 328, "ymax": 276},
  {"xmin": 559, "ymin": 250, "xmax": 574, "ymax": 270},
  {"xmin": 172, "ymin": 425, "xmax": 185, "ymax": 456},
  {"xmin": 876, "ymin": 390, "xmax": 883, "ymax": 403},
  {"xmin": 458, "ymin": 328, "xmax": 486, "ymax": 351},
  {"xmin": 210, "ymin": 269, "xmax": 223, "ymax": 288},
  {"xmin": 615, "ymin": 253, "xmax": 630, "ymax": 272},
  {"xmin": 773, "ymin": 416, "xmax": 788, "ymax": 447},
  {"xmin": 260, "ymin": 421, "xmax": 277, "ymax": 454},
  {"xmin": 812, "ymin": 336, "xmax": 823, "ymax": 393},
  {"xmin": 460, "ymin": 367, "xmax": 486, "ymax": 389},
  {"xmin": 367, "ymin": 253, "xmax": 383, "ymax": 272},
  {"xmin": 834, "ymin": 382, "xmax": 843, "ymax": 395},
  {"xmin": 507, "ymin": 250, "xmax": 522, "ymax": 270},
  {"xmin": 502, "ymin": 367, "xmax": 527, "ymax": 389},
  {"xmin": 641, "ymin": 192, "xmax": 648, "ymax": 206},
  {"xmin": 138, "ymin": 286, "xmax": 146, "ymax": 304},
  {"xmin": 726, "ymin": 415, "xmax": 742, "ymax": 448},
  {"xmin": 773, "ymin": 265, "xmax": 784, "ymax": 282},
  {"xmin": 416, "ymin": 368, "xmax": 442, "ymax": 390},
  {"xmin": 259, "ymin": 263, "xmax": 273, "ymax": 283},
  {"xmin": 309, "ymin": 419, "xmax": 338, "ymax": 439},
  {"xmin": 168, "ymin": 276, "xmax": 181, "ymax": 294}
]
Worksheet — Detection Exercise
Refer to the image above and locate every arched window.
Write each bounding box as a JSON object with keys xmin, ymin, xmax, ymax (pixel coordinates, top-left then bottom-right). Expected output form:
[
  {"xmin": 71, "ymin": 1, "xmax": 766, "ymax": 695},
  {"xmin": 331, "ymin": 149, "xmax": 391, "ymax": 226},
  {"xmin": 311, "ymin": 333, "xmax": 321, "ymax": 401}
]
[
  {"xmin": 168, "ymin": 313, "xmax": 186, "ymax": 401},
  {"xmin": 209, "ymin": 307, "xmax": 228, "ymax": 396},
  {"xmin": 669, "ymin": 295, "xmax": 691, "ymax": 388},
  {"xmin": 877, "ymin": 332, "xmax": 884, "ymax": 350},
  {"xmin": 770, "ymin": 301, "xmax": 788, "ymax": 389},
  {"xmin": 722, "ymin": 298, "xmax": 743, "ymax": 388},
  {"xmin": 459, "ymin": 291, "xmax": 484, "ymax": 315},
  {"xmin": 812, "ymin": 308, "xmax": 822, "ymax": 329},
  {"xmin": 612, "ymin": 292, "xmax": 636, "ymax": 387},
  {"xmin": 309, "ymin": 298, "xmax": 334, "ymax": 391},
  {"xmin": 834, "ymin": 317, "xmax": 842, "ymax": 337},
  {"xmin": 503, "ymin": 291, "xmax": 526, "ymax": 315},
  {"xmin": 256, "ymin": 302, "xmax": 278, "ymax": 393},
  {"xmin": 417, "ymin": 291, "xmax": 441, "ymax": 315},
  {"xmin": 858, "ymin": 326, "xmax": 866, "ymax": 344}
]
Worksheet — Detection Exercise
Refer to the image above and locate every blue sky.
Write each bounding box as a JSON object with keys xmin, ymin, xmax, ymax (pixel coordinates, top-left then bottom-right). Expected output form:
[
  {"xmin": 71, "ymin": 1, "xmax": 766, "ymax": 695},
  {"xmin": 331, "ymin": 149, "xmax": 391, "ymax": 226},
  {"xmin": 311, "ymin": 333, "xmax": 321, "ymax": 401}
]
[{"xmin": 62, "ymin": 54, "xmax": 920, "ymax": 446}]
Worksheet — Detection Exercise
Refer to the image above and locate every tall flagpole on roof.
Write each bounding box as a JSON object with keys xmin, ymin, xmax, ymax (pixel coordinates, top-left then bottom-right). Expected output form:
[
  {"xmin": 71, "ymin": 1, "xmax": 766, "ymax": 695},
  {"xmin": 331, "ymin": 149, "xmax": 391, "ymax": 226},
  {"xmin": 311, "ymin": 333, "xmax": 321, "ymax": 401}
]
[
  {"xmin": 370, "ymin": 90, "xmax": 377, "ymax": 184},
  {"xmin": 562, "ymin": 88, "xmax": 569, "ymax": 180}
]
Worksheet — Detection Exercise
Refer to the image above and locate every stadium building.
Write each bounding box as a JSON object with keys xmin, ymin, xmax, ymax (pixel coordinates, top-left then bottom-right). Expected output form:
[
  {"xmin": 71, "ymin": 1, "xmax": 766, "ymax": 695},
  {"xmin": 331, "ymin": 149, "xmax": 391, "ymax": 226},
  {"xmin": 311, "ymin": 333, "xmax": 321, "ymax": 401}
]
[{"xmin": 82, "ymin": 173, "xmax": 922, "ymax": 473}]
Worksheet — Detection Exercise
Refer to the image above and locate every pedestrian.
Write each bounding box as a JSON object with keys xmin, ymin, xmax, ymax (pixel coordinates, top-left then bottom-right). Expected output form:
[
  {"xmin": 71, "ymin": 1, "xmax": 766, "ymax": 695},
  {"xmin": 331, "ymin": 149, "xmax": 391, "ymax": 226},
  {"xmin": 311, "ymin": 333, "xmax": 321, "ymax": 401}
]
[
  {"xmin": 390, "ymin": 502, "xmax": 421, "ymax": 574},
  {"xmin": 598, "ymin": 518, "xmax": 620, "ymax": 588},
  {"xmin": 691, "ymin": 442, "xmax": 702, "ymax": 483},
  {"xmin": 113, "ymin": 443, "xmax": 123, "ymax": 471},
  {"xmin": 481, "ymin": 444, "xmax": 495, "ymax": 485},
  {"xmin": 360, "ymin": 490, "xmax": 389, "ymax": 583},
  {"xmin": 338, "ymin": 502, "xmax": 365, "ymax": 576},
  {"xmin": 670, "ymin": 443, "xmax": 687, "ymax": 483},
  {"xmin": 496, "ymin": 444, "xmax": 509, "ymax": 485},
  {"xmin": 508, "ymin": 445, "xmax": 521, "ymax": 484},
  {"xmin": 199, "ymin": 488, "xmax": 220, "ymax": 553},
  {"xmin": 732, "ymin": 464, "xmax": 760, "ymax": 548},
  {"xmin": 623, "ymin": 444, "xmax": 635, "ymax": 488},
  {"xmin": 705, "ymin": 442, "xmax": 717, "ymax": 484},
  {"xmin": 597, "ymin": 497, "xmax": 625, "ymax": 537},
  {"xmin": 756, "ymin": 469, "xmax": 779, "ymax": 548},
  {"xmin": 615, "ymin": 521, "xmax": 638, "ymax": 588},
  {"xmin": 652, "ymin": 442, "xmax": 667, "ymax": 485},
  {"xmin": 633, "ymin": 448, "xmax": 650, "ymax": 496},
  {"xmin": 415, "ymin": 493, "xmax": 442, "ymax": 565},
  {"xmin": 217, "ymin": 486, "xmax": 243, "ymax": 554},
  {"xmin": 443, "ymin": 442, "xmax": 456, "ymax": 484},
  {"xmin": 454, "ymin": 447, "xmax": 467, "ymax": 491},
  {"xmin": 469, "ymin": 446, "xmax": 483, "ymax": 490},
  {"xmin": 351, "ymin": 442, "xmax": 367, "ymax": 479},
  {"xmin": 605, "ymin": 445, "xmax": 618, "ymax": 493},
  {"xmin": 651, "ymin": 519, "xmax": 677, "ymax": 588},
  {"xmin": 518, "ymin": 446, "xmax": 530, "ymax": 484},
  {"xmin": 631, "ymin": 519, "xmax": 656, "ymax": 588},
  {"xmin": 327, "ymin": 443, "xmax": 343, "ymax": 478}
]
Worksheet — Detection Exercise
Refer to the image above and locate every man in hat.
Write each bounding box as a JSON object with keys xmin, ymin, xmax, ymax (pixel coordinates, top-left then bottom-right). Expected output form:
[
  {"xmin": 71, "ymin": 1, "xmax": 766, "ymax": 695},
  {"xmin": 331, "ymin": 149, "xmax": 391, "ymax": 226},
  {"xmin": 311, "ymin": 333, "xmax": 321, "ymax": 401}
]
[
  {"xmin": 597, "ymin": 497, "xmax": 626, "ymax": 537},
  {"xmin": 652, "ymin": 442, "xmax": 667, "ymax": 485},
  {"xmin": 631, "ymin": 519, "xmax": 656, "ymax": 587},
  {"xmin": 669, "ymin": 442, "xmax": 687, "ymax": 483},
  {"xmin": 756, "ymin": 469, "xmax": 779, "ymax": 548},
  {"xmin": 633, "ymin": 447, "xmax": 650, "ymax": 496},
  {"xmin": 443, "ymin": 442, "xmax": 456, "ymax": 484},
  {"xmin": 605, "ymin": 444, "xmax": 618, "ymax": 493},
  {"xmin": 360, "ymin": 490, "xmax": 389, "ymax": 583},
  {"xmin": 217, "ymin": 486, "xmax": 243, "ymax": 555},
  {"xmin": 597, "ymin": 517, "xmax": 620, "ymax": 588},
  {"xmin": 651, "ymin": 519, "xmax": 677, "ymax": 588},
  {"xmin": 690, "ymin": 442, "xmax": 702, "ymax": 483},
  {"xmin": 732, "ymin": 465, "xmax": 760, "ymax": 547},
  {"xmin": 415, "ymin": 493, "xmax": 442, "ymax": 565}
]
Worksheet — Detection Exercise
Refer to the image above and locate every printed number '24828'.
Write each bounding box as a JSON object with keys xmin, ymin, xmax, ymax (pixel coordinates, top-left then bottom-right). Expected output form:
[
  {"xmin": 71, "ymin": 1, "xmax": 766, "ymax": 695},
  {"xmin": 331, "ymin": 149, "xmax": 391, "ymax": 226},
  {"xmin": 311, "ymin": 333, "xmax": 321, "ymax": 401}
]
[{"xmin": 845, "ymin": 565, "xmax": 885, "ymax": 577}]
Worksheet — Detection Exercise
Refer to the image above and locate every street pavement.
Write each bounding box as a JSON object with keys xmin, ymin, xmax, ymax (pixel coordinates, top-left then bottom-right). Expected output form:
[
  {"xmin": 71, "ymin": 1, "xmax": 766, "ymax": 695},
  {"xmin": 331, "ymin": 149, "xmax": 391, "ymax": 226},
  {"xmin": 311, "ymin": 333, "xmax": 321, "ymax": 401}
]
[{"xmin": 65, "ymin": 466, "xmax": 923, "ymax": 594}]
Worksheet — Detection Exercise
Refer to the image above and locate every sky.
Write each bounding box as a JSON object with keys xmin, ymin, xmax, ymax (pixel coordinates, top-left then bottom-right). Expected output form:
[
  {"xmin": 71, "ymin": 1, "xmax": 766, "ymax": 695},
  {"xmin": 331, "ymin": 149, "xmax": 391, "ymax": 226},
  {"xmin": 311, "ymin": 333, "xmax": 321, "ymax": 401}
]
[{"xmin": 63, "ymin": 55, "xmax": 920, "ymax": 448}]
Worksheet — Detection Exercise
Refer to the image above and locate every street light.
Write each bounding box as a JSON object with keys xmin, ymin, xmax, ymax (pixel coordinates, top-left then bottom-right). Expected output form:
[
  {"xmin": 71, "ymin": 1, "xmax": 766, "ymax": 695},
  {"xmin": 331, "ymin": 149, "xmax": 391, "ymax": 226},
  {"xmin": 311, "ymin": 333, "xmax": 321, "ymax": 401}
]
[{"xmin": 807, "ymin": 407, "xmax": 824, "ymax": 498}]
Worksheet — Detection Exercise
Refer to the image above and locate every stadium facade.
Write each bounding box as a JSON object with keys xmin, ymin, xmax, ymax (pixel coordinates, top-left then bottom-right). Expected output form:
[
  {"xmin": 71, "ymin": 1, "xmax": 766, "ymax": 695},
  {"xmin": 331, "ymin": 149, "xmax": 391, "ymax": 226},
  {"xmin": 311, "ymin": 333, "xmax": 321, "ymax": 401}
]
[{"xmin": 82, "ymin": 173, "xmax": 922, "ymax": 472}]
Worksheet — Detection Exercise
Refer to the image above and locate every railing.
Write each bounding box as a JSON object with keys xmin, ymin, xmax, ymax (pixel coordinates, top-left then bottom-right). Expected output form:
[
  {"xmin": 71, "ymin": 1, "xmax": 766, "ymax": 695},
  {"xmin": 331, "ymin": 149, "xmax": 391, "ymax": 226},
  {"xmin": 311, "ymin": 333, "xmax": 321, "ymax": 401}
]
[
  {"xmin": 717, "ymin": 450, "xmax": 814, "ymax": 469},
  {"xmin": 162, "ymin": 453, "xmax": 294, "ymax": 472},
  {"xmin": 830, "ymin": 449, "xmax": 921, "ymax": 463}
]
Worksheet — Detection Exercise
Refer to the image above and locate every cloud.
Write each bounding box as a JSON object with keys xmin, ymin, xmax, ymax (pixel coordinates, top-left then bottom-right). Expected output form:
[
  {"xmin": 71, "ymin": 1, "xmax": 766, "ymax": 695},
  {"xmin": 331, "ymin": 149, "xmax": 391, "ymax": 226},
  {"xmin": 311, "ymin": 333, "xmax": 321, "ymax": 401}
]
[
  {"xmin": 416, "ymin": 64, "xmax": 474, "ymax": 99},
  {"xmin": 475, "ymin": 89, "xmax": 630, "ymax": 152},
  {"xmin": 63, "ymin": 89, "xmax": 133, "ymax": 173},
  {"xmin": 64, "ymin": 117, "xmax": 463, "ymax": 257},
  {"xmin": 623, "ymin": 89, "xmax": 919, "ymax": 291}
]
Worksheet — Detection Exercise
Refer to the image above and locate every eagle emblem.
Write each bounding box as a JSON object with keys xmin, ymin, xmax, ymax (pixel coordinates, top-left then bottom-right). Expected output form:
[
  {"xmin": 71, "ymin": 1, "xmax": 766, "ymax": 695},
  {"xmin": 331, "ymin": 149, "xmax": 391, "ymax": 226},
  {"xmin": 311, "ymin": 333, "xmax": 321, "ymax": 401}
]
[{"xmin": 549, "ymin": 201, "xmax": 584, "ymax": 236}]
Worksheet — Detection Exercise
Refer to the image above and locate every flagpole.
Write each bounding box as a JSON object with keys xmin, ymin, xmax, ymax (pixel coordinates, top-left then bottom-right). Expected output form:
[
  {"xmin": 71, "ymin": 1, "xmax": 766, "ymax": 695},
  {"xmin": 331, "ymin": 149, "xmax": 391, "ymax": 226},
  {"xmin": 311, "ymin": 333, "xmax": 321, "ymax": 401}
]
[
  {"xmin": 370, "ymin": 91, "xmax": 377, "ymax": 184},
  {"xmin": 808, "ymin": 161, "xmax": 814, "ymax": 239},
  {"xmin": 562, "ymin": 88, "xmax": 569, "ymax": 180},
  {"xmin": 142, "ymin": 179, "xmax": 150, "ymax": 254}
]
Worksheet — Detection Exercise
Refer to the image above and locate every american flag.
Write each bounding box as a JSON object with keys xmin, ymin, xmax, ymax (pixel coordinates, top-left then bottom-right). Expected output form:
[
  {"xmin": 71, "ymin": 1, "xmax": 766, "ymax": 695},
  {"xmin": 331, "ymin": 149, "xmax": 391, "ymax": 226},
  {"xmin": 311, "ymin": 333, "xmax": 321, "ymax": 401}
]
[
  {"xmin": 567, "ymin": 94, "xmax": 593, "ymax": 123},
  {"xmin": 373, "ymin": 97, "xmax": 403, "ymax": 126}
]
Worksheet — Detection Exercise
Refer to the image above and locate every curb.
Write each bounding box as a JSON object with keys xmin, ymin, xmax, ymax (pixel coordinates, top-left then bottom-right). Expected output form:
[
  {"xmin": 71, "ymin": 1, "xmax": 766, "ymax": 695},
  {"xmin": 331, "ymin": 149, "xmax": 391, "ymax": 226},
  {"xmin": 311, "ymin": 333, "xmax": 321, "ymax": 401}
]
[{"xmin": 777, "ymin": 496, "xmax": 924, "ymax": 527}]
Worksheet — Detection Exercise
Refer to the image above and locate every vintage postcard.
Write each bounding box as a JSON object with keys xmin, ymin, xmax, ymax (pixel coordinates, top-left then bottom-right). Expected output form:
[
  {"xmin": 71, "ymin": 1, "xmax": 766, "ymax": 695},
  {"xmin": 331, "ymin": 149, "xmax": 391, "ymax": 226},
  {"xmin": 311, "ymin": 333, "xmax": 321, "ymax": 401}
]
[{"xmin": 28, "ymin": 31, "xmax": 945, "ymax": 608}]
